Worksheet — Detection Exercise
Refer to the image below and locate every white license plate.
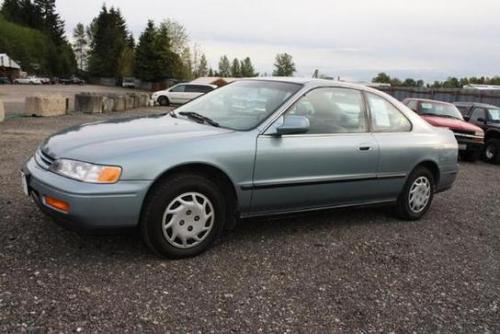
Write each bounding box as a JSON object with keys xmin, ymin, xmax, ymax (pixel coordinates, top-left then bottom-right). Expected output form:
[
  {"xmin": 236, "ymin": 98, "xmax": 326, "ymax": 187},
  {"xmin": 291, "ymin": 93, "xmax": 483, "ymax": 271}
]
[
  {"xmin": 458, "ymin": 144, "xmax": 467, "ymax": 150},
  {"xmin": 21, "ymin": 171, "xmax": 29, "ymax": 196}
]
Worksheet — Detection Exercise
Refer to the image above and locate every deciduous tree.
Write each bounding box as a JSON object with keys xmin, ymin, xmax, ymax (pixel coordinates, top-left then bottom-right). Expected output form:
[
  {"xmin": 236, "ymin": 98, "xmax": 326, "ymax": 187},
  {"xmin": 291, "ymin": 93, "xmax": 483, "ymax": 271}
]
[{"xmin": 272, "ymin": 53, "xmax": 295, "ymax": 77}]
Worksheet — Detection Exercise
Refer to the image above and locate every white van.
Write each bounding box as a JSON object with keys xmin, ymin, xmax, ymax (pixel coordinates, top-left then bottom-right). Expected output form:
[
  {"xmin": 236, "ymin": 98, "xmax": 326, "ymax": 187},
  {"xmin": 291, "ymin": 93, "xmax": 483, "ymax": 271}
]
[{"xmin": 151, "ymin": 83, "xmax": 217, "ymax": 106}]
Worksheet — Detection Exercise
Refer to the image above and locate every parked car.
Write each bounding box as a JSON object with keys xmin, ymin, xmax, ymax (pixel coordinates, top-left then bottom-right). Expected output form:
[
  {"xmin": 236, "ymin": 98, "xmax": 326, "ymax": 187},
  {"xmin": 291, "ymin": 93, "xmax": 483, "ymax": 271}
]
[
  {"xmin": 454, "ymin": 102, "xmax": 500, "ymax": 164},
  {"xmin": 122, "ymin": 77, "xmax": 136, "ymax": 88},
  {"xmin": 38, "ymin": 77, "xmax": 51, "ymax": 85},
  {"xmin": 151, "ymin": 83, "xmax": 217, "ymax": 106},
  {"xmin": 60, "ymin": 76, "xmax": 85, "ymax": 85},
  {"xmin": 0, "ymin": 76, "xmax": 11, "ymax": 84},
  {"xmin": 403, "ymin": 98, "xmax": 484, "ymax": 161},
  {"xmin": 13, "ymin": 76, "xmax": 42, "ymax": 84},
  {"xmin": 22, "ymin": 78, "xmax": 458, "ymax": 258}
]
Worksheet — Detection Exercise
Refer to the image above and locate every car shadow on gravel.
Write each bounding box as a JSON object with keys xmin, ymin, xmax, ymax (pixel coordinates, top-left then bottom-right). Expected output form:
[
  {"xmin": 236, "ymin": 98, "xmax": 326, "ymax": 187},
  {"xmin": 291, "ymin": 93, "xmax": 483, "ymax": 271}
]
[{"xmin": 28, "ymin": 204, "xmax": 408, "ymax": 261}]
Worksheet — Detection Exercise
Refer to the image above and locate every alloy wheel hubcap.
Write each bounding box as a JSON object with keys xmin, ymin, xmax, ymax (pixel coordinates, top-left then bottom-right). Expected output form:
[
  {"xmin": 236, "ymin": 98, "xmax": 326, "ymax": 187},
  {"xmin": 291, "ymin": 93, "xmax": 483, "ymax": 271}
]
[
  {"xmin": 408, "ymin": 176, "xmax": 431, "ymax": 213},
  {"xmin": 162, "ymin": 192, "xmax": 214, "ymax": 249}
]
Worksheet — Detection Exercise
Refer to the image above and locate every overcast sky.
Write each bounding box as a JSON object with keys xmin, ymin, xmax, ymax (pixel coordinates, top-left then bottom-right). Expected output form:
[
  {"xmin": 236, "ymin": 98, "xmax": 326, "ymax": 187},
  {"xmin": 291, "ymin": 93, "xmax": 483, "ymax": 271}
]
[{"xmin": 57, "ymin": 0, "xmax": 500, "ymax": 82}]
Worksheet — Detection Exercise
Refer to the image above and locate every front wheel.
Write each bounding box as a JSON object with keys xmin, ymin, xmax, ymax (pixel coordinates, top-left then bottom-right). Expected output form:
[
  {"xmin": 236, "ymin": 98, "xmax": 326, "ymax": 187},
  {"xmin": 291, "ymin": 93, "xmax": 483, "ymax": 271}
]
[
  {"xmin": 395, "ymin": 167, "xmax": 434, "ymax": 220},
  {"xmin": 483, "ymin": 139, "xmax": 500, "ymax": 164},
  {"xmin": 158, "ymin": 96, "xmax": 169, "ymax": 106},
  {"xmin": 140, "ymin": 174, "xmax": 226, "ymax": 258}
]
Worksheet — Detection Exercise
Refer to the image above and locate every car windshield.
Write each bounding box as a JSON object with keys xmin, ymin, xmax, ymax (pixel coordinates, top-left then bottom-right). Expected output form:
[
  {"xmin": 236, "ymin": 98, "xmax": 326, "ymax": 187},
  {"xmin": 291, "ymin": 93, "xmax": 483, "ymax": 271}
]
[
  {"xmin": 419, "ymin": 102, "xmax": 463, "ymax": 120},
  {"xmin": 488, "ymin": 108, "xmax": 500, "ymax": 122},
  {"xmin": 174, "ymin": 80, "xmax": 302, "ymax": 130}
]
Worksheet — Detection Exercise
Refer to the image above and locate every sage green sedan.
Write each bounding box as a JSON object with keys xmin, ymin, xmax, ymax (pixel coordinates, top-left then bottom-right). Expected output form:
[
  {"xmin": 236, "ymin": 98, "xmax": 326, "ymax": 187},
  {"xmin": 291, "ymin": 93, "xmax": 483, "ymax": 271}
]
[{"xmin": 22, "ymin": 78, "xmax": 459, "ymax": 258}]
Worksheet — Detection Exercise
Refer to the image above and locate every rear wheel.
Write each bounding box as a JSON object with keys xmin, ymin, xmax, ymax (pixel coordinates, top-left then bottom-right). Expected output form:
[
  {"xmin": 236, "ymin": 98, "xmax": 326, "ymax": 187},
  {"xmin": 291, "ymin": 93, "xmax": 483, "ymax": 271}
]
[
  {"xmin": 395, "ymin": 166, "xmax": 434, "ymax": 220},
  {"xmin": 483, "ymin": 139, "xmax": 500, "ymax": 164},
  {"xmin": 140, "ymin": 174, "xmax": 226, "ymax": 258},
  {"xmin": 158, "ymin": 96, "xmax": 169, "ymax": 106}
]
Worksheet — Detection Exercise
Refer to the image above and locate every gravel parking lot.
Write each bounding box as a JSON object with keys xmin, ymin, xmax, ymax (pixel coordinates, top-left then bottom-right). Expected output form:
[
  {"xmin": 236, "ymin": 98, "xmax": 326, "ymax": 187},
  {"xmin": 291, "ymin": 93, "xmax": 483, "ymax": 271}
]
[
  {"xmin": 0, "ymin": 84, "xmax": 147, "ymax": 117},
  {"xmin": 0, "ymin": 109, "xmax": 499, "ymax": 333}
]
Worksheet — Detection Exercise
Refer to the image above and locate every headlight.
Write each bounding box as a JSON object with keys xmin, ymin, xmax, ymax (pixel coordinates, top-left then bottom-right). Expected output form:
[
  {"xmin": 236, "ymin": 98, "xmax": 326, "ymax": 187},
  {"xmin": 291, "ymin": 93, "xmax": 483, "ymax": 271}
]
[
  {"xmin": 475, "ymin": 130, "xmax": 484, "ymax": 137},
  {"xmin": 50, "ymin": 159, "xmax": 122, "ymax": 183}
]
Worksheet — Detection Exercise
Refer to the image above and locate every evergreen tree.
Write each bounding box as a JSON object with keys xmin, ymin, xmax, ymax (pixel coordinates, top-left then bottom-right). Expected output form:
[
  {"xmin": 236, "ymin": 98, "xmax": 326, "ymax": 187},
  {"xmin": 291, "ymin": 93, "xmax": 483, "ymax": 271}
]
[
  {"xmin": 34, "ymin": 0, "xmax": 65, "ymax": 44},
  {"xmin": 87, "ymin": 6, "xmax": 128, "ymax": 77},
  {"xmin": 195, "ymin": 54, "xmax": 208, "ymax": 77},
  {"xmin": 240, "ymin": 57, "xmax": 258, "ymax": 77},
  {"xmin": 218, "ymin": 55, "xmax": 230, "ymax": 77},
  {"xmin": 231, "ymin": 58, "xmax": 241, "ymax": 77},
  {"xmin": 135, "ymin": 20, "xmax": 157, "ymax": 81}
]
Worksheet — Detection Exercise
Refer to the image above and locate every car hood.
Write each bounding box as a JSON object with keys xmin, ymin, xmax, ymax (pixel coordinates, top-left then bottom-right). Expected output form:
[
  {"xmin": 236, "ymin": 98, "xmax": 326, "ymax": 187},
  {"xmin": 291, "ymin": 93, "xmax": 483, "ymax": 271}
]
[
  {"xmin": 422, "ymin": 115, "xmax": 482, "ymax": 132},
  {"xmin": 41, "ymin": 114, "xmax": 232, "ymax": 161}
]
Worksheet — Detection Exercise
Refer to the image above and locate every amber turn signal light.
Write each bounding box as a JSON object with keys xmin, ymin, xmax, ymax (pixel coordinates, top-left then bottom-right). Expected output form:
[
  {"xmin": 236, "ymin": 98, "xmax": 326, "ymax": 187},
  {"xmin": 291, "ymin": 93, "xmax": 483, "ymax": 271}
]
[
  {"xmin": 97, "ymin": 167, "xmax": 122, "ymax": 183},
  {"xmin": 44, "ymin": 196, "xmax": 70, "ymax": 213}
]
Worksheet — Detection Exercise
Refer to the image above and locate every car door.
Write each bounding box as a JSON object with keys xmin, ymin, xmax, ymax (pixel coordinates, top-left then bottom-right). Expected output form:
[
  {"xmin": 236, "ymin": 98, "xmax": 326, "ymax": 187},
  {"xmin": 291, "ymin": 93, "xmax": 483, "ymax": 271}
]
[
  {"xmin": 365, "ymin": 92, "xmax": 417, "ymax": 199},
  {"xmin": 168, "ymin": 84, "xmax": 187, "ymax": 104},
  {"xmin": 184, "ymin": 85, "xmax": 205, "ymax": 102},
  {"xmin": 250, "ymin": 87, "xmax": 380, "ymax": 213},
  {"xmin": 469, "ymin": 107, "xmax": 487, "ymax": 131}
]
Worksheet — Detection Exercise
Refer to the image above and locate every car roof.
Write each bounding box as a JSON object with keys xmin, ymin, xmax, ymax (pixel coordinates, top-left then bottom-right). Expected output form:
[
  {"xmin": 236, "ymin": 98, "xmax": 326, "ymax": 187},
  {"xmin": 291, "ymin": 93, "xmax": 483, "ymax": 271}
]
[
  {"xmin": 183, "ymin": 83, "xmax": 217, "ymax": 88},
  {"xmin": 403, "ymin": 98, "xmax": 454, "ymax": 106},
  {"xmin": 240, "ymin": 77, "xmax": 381, "ymax": 92},
  {"xmin": 453, "ymin": 101, "xmax": 499, "ymax": 108}
]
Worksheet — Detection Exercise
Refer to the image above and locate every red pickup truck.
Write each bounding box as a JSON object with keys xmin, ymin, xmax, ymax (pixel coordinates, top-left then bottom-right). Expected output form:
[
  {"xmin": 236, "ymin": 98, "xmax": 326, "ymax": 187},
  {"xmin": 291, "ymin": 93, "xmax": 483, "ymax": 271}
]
[{"xmin": 403, "ymin": 98, "xmax": 484, "ymax": 162}]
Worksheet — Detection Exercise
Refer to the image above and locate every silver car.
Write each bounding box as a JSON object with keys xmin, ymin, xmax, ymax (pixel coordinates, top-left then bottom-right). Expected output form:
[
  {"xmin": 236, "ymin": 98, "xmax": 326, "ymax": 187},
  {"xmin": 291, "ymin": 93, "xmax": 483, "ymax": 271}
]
[{"xmin": 22, "ymin": 78, "xmax": 458, "ymax": 258}]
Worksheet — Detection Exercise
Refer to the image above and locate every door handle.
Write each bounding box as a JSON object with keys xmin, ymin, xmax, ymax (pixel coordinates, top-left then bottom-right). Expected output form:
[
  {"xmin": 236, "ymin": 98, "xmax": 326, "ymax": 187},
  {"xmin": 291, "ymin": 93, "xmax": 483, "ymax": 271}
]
[{"xmin": 358, "ymin": 146, "xmax": 371, "ymax": 151}]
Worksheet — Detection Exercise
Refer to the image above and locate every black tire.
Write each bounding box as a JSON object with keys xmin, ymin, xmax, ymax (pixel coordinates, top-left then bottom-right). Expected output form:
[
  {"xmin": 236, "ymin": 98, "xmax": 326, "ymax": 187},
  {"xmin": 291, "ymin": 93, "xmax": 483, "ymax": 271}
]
[
  {"xmin": 395, "ymin": 166, "xmax": 434, "ymax": 220},
  {"xmin": 482, "ymin": 139, "xmax": 500, "ymax": 164},
  {"xmin": 140, "ymin": 173, "xmax": 226, "ymax": 258},
  {"xmin": 461, "ymin": 149, "xmax": 481, "ymax": 162},
  {"xmin": 158, "ymin": 96, "xmax": 169, "ymax": 106}
]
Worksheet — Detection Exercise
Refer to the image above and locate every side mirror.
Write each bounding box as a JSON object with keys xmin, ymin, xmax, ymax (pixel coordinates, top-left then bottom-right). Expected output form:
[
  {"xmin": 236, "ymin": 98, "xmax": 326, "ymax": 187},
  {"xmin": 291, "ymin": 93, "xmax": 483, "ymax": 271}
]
[
  {"xmin": 276, "ymin": 115, "xmax": 310, "ymax": 135},
  {"xmin": 477, "ymin": 117, "xmax": 485, "ymax": 123}
]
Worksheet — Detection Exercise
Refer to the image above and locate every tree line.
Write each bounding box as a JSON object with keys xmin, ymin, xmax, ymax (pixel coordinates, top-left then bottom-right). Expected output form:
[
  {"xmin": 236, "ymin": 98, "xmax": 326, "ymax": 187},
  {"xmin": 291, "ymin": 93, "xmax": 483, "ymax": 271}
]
[
  {"xmin": 73, "ymin": 5, "xmax": 298, "ymax": 81},
  {"xmin": 1, "ymin": 1, "xmax": 298, "ymax": 80},
  {"xmin": 372, "ymin": 72, "xmax": 500, "ymax": 88}
]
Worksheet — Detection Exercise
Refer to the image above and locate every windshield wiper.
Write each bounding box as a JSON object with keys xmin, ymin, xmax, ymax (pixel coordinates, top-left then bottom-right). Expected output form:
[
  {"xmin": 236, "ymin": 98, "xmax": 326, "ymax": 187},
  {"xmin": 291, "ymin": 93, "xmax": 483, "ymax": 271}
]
[{"xmin": 179, "ymin": 111, "xmax": 220, "ymax": 127}]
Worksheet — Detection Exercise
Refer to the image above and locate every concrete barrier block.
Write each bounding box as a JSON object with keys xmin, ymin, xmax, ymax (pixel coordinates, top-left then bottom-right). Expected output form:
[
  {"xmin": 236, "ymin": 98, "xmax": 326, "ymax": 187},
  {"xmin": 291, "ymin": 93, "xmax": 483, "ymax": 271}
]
[
  {"xmin": 109, "ymin": 94, "xmax": 126, "ymax": 112},
  {"xmin": 138, "ymin": 93, "xmax": 149, "ymax": 107},
  {"xmin": 125, "ymin": 94, "xmax": 135, "ymax": 110},
  {"xmin": 75, "ymin": 93, "xmax": 104, "ymax": 114},
  {"xmin": 102, "ymin": 96, "xmax": 114, "ymax": 113},
  {"xmin": 0, "ymin": 98, "xmax": 4, "ymax": 122},
  {"xmin": 25, "ymin": 95, "xmax": 67, "ymax": 117}
]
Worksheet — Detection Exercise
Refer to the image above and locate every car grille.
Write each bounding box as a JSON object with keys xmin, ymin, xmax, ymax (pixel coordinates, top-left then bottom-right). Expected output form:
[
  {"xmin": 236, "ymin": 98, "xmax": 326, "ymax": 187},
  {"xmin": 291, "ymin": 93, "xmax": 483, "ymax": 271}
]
[{"xmin": 35, "ymin": 149, "xmax": 55, "ymax": 169}]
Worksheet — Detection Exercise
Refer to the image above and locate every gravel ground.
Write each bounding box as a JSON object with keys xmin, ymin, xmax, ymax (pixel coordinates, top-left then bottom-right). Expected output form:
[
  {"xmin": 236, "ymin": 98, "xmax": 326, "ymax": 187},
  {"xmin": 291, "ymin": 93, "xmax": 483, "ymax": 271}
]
[{"xmin": 0, "ymin": 109, "xmax": 499, "ymax": 333}]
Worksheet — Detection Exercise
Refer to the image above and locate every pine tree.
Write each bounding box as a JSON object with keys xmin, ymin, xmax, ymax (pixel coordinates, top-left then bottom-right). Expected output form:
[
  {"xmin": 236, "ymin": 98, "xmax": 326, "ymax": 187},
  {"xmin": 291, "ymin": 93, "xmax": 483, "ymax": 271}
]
[
  {"xmin": 194, "ymin": 54, "xmax": 208, "ymax": 77},
  {"xmin": 230, "ymin": 58, "xmax": 241, "ymax": 77},
  {"xmin": 240, "ymin": 57, "xmax": 258, "ymax": 77},
  {"xmin": 87, "ymin": 6, "xmax": 128, "ymax": 77},
  {"xmin": 135, "ymin": 20, "xmax": 157, "ymax": 81},
  {"xmin": 218, "ymin": 55, "xmax": 231, "ymax": 77}
]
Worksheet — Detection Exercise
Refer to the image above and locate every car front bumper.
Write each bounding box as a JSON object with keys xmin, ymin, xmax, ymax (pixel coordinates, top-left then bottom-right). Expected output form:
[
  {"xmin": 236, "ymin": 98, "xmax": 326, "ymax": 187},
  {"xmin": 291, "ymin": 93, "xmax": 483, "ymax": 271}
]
[
  {"xmin": 455, "ymin": 135, "xmax": 483, "ymax": 152},
  {"xmin": 23, "ymin": 157, "xmax": 152, "ymax": 233}
]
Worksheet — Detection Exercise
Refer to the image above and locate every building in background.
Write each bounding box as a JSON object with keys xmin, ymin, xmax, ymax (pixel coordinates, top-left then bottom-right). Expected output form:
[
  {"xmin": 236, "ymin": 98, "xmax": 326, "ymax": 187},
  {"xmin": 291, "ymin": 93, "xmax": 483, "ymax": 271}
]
[{"xmin": 0, "ymin": 53, "xmax": 21, "ymax": 80}]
